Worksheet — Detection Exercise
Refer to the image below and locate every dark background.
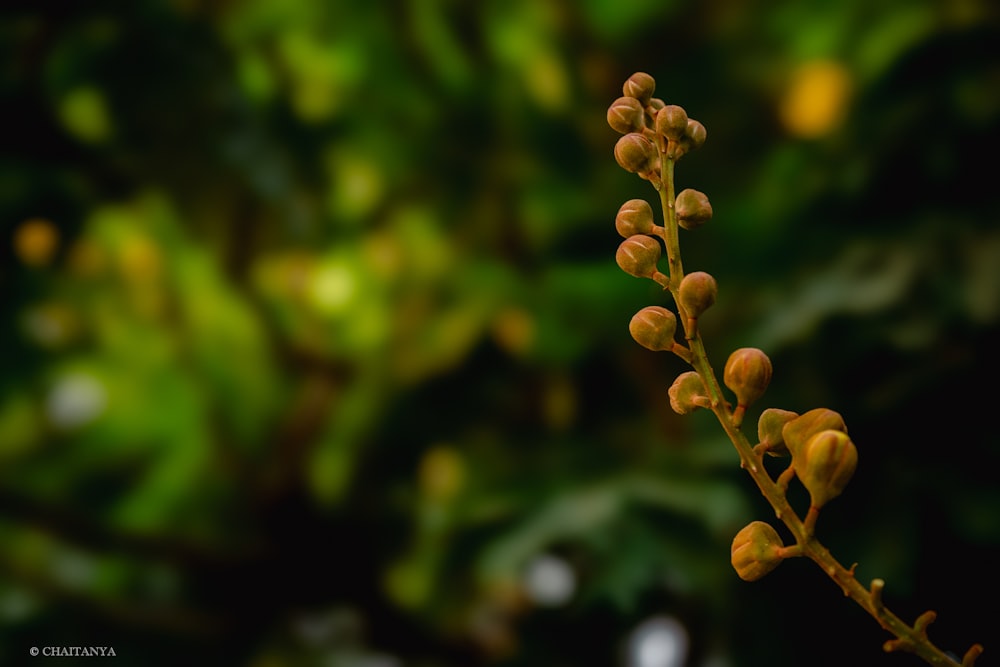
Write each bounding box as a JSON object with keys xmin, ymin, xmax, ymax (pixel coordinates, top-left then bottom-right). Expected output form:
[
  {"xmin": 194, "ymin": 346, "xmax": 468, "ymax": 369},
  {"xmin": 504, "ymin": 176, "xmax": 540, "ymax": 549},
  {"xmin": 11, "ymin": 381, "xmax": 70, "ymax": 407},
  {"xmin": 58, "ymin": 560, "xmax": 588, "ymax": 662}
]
[{"xmin": 1, "ymin": 1, "xmax": 998, "ymax": 666}]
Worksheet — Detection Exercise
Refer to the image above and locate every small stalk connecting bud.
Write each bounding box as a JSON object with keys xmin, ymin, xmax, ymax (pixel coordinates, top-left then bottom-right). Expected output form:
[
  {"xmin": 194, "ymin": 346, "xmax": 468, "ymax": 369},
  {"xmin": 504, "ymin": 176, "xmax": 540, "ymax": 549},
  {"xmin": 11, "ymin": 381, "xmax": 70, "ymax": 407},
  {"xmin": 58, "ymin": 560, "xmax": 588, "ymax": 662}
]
[
  {"xmin": 731, "ymin": 521, "xmax": 786, "ymax": 582},
  {"xmin": 677, "ymin": 271, "xmax": 717, "ymax": 338},
  {"xmin": 797, "ymin": 429, "xmax": 858, "ymax": 510},
  {"xmin": 668, "ymin": 371, "xmax": 711, "ymax": 414},
  {"xmin": 629, "ymin": 306, "xmax": 677, "ymax": 352},
  {"xmin": 615, "ymin": 199, "xmax": 657, "ymax": 238},
  {"xmin": 723, "ymin": 347, "xmax": 773, "ymax": 427}
]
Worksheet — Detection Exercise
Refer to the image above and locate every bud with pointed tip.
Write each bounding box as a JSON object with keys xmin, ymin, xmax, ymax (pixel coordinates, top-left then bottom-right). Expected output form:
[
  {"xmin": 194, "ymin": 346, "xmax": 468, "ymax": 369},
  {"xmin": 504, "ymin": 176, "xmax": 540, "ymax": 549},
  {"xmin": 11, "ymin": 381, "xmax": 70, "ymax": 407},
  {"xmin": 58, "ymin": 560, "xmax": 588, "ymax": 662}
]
[
  {"xmin": 623, "ymin": 72, "xmax": 656, "ymax": 105},
  {"xmin": 614, "ymin": 132, "xmax": 657, "ymax": 174},
  {"xmin": 607, "ymin": 96, "xmax": 646, "ymax": 134},
  {"xmin": 724, "ymin": 347, "xmax": 773, "ymax": 426},
  {"xmin": 675, "ymin": 189, "xmax": 713, "ymax": 230},
  {"xmin": 629, "ymin": 306, "xmax": 677, "ymax": 352},
  {"xmin": 782, "ymin": 408, "xmax": 847, "ymax": 460},
  {"xmin": 668, "ymin": 371, "xmax": 711, "ymax": 414},
  {"xmin": 655, "ymin": 105, "xmax": 689, "ymax": 142},
  {"xmin": 677, "ymin": 271, "xmax": 717, "ymax": 337},
  {"xmin": 797, "ymin": 430, "xmax": 858, "ymax": 509},
  {"xmin": 615, "ymin": 235, "xmax": 661, "ymax": 279},
  {"xmin": 731, "ymin": 521, "xmax": 785, "ymax": 582},
  {"xmin": 683, "ymin": 119, "xmax": 707, "ymax": 151},
  {"xmin": 757, "ymin": 408, "xmax": 799, "ymax": 457},
  {"xmin": 615, "ymin": 199, "xmax": 655, "ymax": 238}
]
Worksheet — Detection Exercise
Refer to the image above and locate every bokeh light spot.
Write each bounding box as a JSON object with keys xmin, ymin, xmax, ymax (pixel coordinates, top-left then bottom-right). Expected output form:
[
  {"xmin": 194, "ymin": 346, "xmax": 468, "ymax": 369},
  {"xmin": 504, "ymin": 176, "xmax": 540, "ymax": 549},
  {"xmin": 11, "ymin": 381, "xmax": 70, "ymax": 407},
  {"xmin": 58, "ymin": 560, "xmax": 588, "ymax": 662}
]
[
  {"xmin": 523, "ymin": 553, "xmax": 575, "ymax": 607},
  {"xmin": 626, "ymin": 616, "xmax": 690, "ymax": 667},
  {"xmin": 14, "ymin": 218, "xmax": 59, "ymax": 268},
  {"xmin": 779, "ymin": 60, "xmax": 852, "ymax": 138}
]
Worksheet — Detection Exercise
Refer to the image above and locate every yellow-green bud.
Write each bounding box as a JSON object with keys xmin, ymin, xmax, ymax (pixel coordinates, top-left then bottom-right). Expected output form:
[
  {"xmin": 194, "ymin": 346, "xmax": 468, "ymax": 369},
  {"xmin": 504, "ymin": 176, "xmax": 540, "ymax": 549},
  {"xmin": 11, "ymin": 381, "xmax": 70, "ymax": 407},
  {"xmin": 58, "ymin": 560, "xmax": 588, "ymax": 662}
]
[
  {"xmin": 731, "ymin": 521, "xmax": 785, "ymax": 582},
  {"xmin": 607, "ymin": 96, "xmax": 646, "ymax": 134},
  {"xmin": 675, "ymin": 189, "xmax": 713, "ymax": 230},
  {"xmin": 723, "ymin": 347, "xmax": 773, "ymax": 426},
  {"xmin": 677, "ymin": 271, "xmax": 717, "ymax": 336},
  {"xmin": 614, "ymin": 132, "xmax": 656, "ymax": 174},
  {"xmin": 668, "ymin": 371, "xmax": 710, "ymax": 414},
  {"xmin": 655, "ymin": 105, "xmax": 689, "ymax": 141},
  {"xmin": 756, "ymin": 408, "xmax": 799, "ymax": 457},
  {"xmin": 615, "ymin": 199, "xmax": 655, "ymax": 238},
  {"xmin": 615, "ymin": 235, "xmax": 661, "ymax": 279},
  {"xmin": 623, "ymin": 72, "xmax": 656, "ymax": 105},
  {"xmin": 629, "ymin": 306, "xmax": 677, "ymax": 352},
  {"xmin": 797, "ymin": 430, "xmax": 858, "ymax": 509},
  {"xmin": 782, "ymin": 408, "xmax": 847, "ymax": 459}
]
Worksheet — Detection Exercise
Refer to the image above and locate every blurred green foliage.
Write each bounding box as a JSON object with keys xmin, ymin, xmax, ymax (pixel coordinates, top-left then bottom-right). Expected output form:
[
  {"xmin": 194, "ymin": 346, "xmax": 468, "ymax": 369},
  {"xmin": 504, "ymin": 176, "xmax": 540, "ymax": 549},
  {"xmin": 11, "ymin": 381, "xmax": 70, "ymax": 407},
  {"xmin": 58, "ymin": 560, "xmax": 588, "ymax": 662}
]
[{"xmin": 1, "ymin": 1, "xmax": 999, "ymax": 666}]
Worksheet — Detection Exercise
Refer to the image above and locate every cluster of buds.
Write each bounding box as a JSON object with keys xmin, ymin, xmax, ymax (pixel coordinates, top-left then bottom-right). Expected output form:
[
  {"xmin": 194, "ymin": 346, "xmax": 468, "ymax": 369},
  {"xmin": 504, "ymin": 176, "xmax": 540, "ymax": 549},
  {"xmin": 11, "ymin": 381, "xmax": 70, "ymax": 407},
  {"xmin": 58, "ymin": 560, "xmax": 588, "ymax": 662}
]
[
  {"xmin": 606, "ymin": 71, "xmax": 981, "ymax": 667},
  {"xmin": 608, "ymin": 72, "xmax": 708, "ymax": 187},
  {"xmin": 607, "ymin": 70, "xmax": 858, "ymax": 576}
]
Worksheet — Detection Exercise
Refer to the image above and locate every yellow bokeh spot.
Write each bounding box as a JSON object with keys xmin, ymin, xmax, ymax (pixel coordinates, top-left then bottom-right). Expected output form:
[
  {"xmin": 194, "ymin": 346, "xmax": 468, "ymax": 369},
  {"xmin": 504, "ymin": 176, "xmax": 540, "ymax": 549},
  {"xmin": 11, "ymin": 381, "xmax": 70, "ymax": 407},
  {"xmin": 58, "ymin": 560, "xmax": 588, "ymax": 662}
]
[
  {"xmin": 491, "ymin": 307, "xmax": 535, "ymax": 358},
  {"xmin": 779, "ymin": 60, "xmax": 853, "ymax": 138},
  {"xmin": 15, "ymin": 218, "xmax": 59, "ymax": 267},
  {"xmin": 118, "ymin": 234, "xmax": 162, "ymax": 284},
  {"xmin": 306, "ymin": 259, "xmax": 358, "ymax": 315},
  {"xmin": 419, "ymin": 444, "xmax": 465, "ymax": 502},
  {"xmin": 58, "ymin": 86, "xmax": 113, "ymax": 144}
]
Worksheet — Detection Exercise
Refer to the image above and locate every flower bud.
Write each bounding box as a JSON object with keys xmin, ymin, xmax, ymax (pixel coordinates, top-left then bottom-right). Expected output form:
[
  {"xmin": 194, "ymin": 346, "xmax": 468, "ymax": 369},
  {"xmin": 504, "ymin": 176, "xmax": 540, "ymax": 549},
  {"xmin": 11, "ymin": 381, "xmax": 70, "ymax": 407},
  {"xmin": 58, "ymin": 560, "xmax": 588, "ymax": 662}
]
[
  {"xmin": 668, "ymin": 371, "xmax": 710, "ymax": 414},
  {"xmin": 724, "ymin": 348, "xmax": 773, "ymax": 426},
  {"xmin": 644, "ymin": 97, "xmax": 665, "ymax": 128},
  {"xmin": 614, "ymin": 132, "xmax": 656, "ymax": 174},
  {"xmin": 683, "ymin": 119, "xmax": 707, "ymax": 151},
  {"xmin": 781, "ymin": 408, "xmax": 847, "ymax": 459},
  {"xmin": 797, "ymin": 430, "xmax": 858, "ymax": 509},
  {"xmin": 607, "ymin": 96, "xmax": 646, "ymax": 134},
  {"xmin": 756, "ymin": 408, "xmax": 799, "ymax": 457},
  {"xmin": 674, "ymin": 189, "xmax": 713, "ymax": 230},
  {"xmin": 615, "ymin": 235, "xmax": 661, "ymax": 279},
  {"xmin": 615, "ymin": 199, "xmax": 655, "ymax": 238},
  {"xmin": 629, "ymin": 306, "xmax": 677, "ymax": 352},
  {"xmin": 677, "ymin": 271, "xmax": 717, "ymax": 336},
  {"xmin": 731, "ymin": 521, "xmax": 785, "ymax": 582},
  {"xmin": 655, "ymin": 105, "xmax": 689, "ymax": 141},
  {"xmin": 623, "ymin": 72, "xmax": 656, "ymax": 105}
]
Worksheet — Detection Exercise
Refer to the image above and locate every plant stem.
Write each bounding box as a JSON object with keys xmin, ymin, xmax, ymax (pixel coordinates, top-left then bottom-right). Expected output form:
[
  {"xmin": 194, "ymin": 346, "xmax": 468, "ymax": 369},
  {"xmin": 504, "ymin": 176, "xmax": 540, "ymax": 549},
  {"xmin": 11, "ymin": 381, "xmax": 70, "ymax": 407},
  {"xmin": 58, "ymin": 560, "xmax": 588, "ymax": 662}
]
[{"xmin": 652, "ymin": 152, "xmax": 976, "ymax": 667}]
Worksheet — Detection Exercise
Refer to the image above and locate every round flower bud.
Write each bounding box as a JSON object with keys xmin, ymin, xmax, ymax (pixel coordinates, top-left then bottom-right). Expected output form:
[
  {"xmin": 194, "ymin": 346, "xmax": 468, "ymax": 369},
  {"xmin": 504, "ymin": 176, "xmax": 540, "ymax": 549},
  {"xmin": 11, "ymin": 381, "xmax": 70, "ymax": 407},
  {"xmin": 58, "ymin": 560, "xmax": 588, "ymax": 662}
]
[
  {"xmin": 655, "ymin": 105, "xmax": 689, "ymax": 141},
  {"xmin": 615, "ymin": 199, "xmax": 655, "ymax": 238},
  {"xmin": 668, "ymin": 371, "xmax": 710, "ymax": 414},
  {"xmin": 756, "ymin": 408, "xmax": 799, "ymax": 457},
  {"xmin": 675, "ymin": 189, "xmax": 713, "ymax": 230},
  {"xmin": 607, "ymin": 96, "xmax": 646, "ymax": 134},
  {"xmin": 623, "ymin": 72, "xmax": 656, "ymax": 105},
  {"xmin": 615, "ymin": 235, "xmax": 661, "ymax": 279},
  {"xmin": 781, "ymin": 408, "xmax": 847, "ymax": 460},
  {"xmin": 677, "ymin": 271, "xmax": 717, "ymax": 335},
  {"xmin": 723, "ymin": 347, "xmax": 773, "ymax": 425},
  {"xmin": 614, "ymin": 132, "xmax": 656, "ymax": 174},
  {"xmin": 731, "ymin": 521, "xmax": 785, "ymax": 582},
  {"xmin": 683, "ymin": 119, "xmax": 707, "ymax": 151},
  {"xmin": 797, "ymin": 430, "xmax": 858, "ymax": 509},
  {"xmin": 629, "ymin": 306, "xmax": 677, "ymax": 352}
]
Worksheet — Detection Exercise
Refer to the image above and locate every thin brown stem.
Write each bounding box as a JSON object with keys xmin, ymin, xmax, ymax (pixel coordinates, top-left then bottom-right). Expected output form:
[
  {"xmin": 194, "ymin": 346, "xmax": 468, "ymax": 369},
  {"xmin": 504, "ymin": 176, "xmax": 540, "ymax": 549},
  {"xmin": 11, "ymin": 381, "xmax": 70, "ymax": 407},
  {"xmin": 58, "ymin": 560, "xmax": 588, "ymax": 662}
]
[{"xmin": 647, "ymin": 144, "xmax": 977, "ymax": 667}]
